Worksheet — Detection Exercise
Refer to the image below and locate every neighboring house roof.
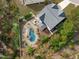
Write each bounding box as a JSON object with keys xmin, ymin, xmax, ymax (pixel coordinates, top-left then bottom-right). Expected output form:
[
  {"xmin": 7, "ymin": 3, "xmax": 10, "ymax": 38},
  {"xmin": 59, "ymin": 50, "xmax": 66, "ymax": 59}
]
[
  {"xmin": 37, "ymin": 3, "xmax": 66, "ymax": 32},
  {"xmin": 20, "ymin": 0, "xmax": 45, "ymax": 5}
]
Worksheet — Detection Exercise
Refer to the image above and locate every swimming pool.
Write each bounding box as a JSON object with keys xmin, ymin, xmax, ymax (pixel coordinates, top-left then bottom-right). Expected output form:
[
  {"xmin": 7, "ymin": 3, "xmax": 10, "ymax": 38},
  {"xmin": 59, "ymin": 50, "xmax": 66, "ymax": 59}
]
[{"xmin": 29, "ymin": 28, "xmax": 36, "ymax": 42}]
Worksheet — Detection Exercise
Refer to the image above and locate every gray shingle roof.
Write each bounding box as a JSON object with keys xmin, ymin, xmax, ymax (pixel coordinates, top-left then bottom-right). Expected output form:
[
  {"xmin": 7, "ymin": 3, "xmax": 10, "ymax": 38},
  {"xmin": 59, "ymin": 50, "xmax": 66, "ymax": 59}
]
[
  {"xmin": 23, "ymin": 0, "xmax": 45, "ymax": 5},
  {"xmin": 37, "ymin": 3, "xmax": 66, "ymax": 32}
]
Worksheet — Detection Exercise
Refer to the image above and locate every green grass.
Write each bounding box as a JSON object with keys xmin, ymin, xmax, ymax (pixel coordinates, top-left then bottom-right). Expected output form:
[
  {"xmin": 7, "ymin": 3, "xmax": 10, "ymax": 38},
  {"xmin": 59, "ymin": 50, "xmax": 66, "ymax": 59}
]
[
  {"xmin": 27, "ymin": 3, "xmax": 45, "ymax": 14},
  {"xmin": 12, "ymin": 20, "xmax": 20, "ymax": 49},
  {"xmin": 11, "ymin": 0, "xmax": 34, "ymax": 15},
  {"xmin": 41, "ymin": 35, "xmax": 49, "ymax": 44},
  {"xmin": 51, "ymin": 0, "xmax": 63, "ymax": 4}
]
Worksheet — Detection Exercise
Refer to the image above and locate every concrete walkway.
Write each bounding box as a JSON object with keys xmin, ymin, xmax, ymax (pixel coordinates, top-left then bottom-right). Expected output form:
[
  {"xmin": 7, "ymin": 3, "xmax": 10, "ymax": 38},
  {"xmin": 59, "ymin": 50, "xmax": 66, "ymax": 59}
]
[
  {"xmin": 58, "ymin": 0, "xmax": 70, "ymax": 10},
  {"xmin": 58, "ymin": 0, "xmax": 79, "ymax": 10},
  {"xmin": 70, "ymin": 0, "xmax": 79, "ymax": 6}
]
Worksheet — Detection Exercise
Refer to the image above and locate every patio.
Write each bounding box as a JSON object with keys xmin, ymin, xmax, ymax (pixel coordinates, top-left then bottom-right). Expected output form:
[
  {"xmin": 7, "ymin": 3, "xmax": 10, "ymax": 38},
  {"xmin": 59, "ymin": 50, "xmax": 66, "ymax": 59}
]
[{"xmin": 22, "ymin": 17, "xmax": 39, "ymax": 46}]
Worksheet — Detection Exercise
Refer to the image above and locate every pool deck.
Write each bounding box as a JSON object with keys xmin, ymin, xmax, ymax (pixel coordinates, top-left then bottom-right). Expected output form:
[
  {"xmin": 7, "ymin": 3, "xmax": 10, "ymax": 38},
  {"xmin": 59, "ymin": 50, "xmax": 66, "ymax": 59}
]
[{"xmin": 22, "ymin": 17, "xmax": 39, "ymax": 46}]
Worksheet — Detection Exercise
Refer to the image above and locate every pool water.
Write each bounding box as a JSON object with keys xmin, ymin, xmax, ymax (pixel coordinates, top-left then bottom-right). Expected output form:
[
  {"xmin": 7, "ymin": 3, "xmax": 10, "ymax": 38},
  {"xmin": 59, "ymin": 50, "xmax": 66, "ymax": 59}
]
[{"xmin": 29, "ymin": 28, "xmax": 36, "ymax": 42}]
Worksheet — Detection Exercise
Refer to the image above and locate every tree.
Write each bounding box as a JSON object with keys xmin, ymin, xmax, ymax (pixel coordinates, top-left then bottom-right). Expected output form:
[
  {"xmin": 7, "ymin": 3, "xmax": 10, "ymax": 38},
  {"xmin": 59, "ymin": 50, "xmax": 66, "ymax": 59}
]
[
  {"xmin": 49, "ymin": 34, "xmax": 61, "ymax": 51},
  {"xmin": 60, "ymin": 20, "xmax": 74, "ymax": 36},
  {"xmin": 0, "ymin": 1, "xmax": 20, "ymax": 58},
  {"xmin": 49, "ymin": 19, "xmax": 74, "ymax": 52}
]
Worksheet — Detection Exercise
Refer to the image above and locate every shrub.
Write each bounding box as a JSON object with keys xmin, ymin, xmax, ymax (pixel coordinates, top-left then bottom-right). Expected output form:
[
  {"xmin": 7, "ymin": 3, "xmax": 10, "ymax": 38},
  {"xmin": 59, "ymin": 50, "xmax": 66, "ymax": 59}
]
[
  {"xmin": 27, "ymin": 47, "xmax": 35, "ymax": 55},
  {"xmin": 24, "ymin": 12, "xmax": 32, "ymax": 21},
  {"xmin": 41, "ymin": 35, "xmax": 49, "ymax": 44},
  {"xmin": 35, "ymin": 55, "xmax": 43, "ymax": 59},
  {"xmin": 50, "ymin": 37, "xmax": 60, "ymax": 51},
  {"xmin": 60, "ymin": 20, "xmax": 74, "ymax": 36},
  {"xmin": 69, "ymin": 40, "xmax": 74, "ymax": 49}
]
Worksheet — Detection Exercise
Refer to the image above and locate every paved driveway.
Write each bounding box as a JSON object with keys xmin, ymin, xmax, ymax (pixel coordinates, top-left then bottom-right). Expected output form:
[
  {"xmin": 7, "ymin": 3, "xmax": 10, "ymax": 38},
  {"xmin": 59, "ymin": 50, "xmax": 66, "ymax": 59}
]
[{"xmin": 70, "ymin": 0, "xmax": 79, "ymax": 5}]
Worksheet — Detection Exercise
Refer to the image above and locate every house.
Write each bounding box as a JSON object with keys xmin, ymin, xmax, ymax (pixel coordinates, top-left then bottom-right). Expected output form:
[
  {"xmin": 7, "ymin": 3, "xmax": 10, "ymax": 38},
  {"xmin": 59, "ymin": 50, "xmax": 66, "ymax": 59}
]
[
  {"xmin": 37, "ymin": 3, "xmax": 66, "ymax": 33},
  {"xmin": 20, "ymin": 0, "xmax": 45, "ymax": 5}
]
